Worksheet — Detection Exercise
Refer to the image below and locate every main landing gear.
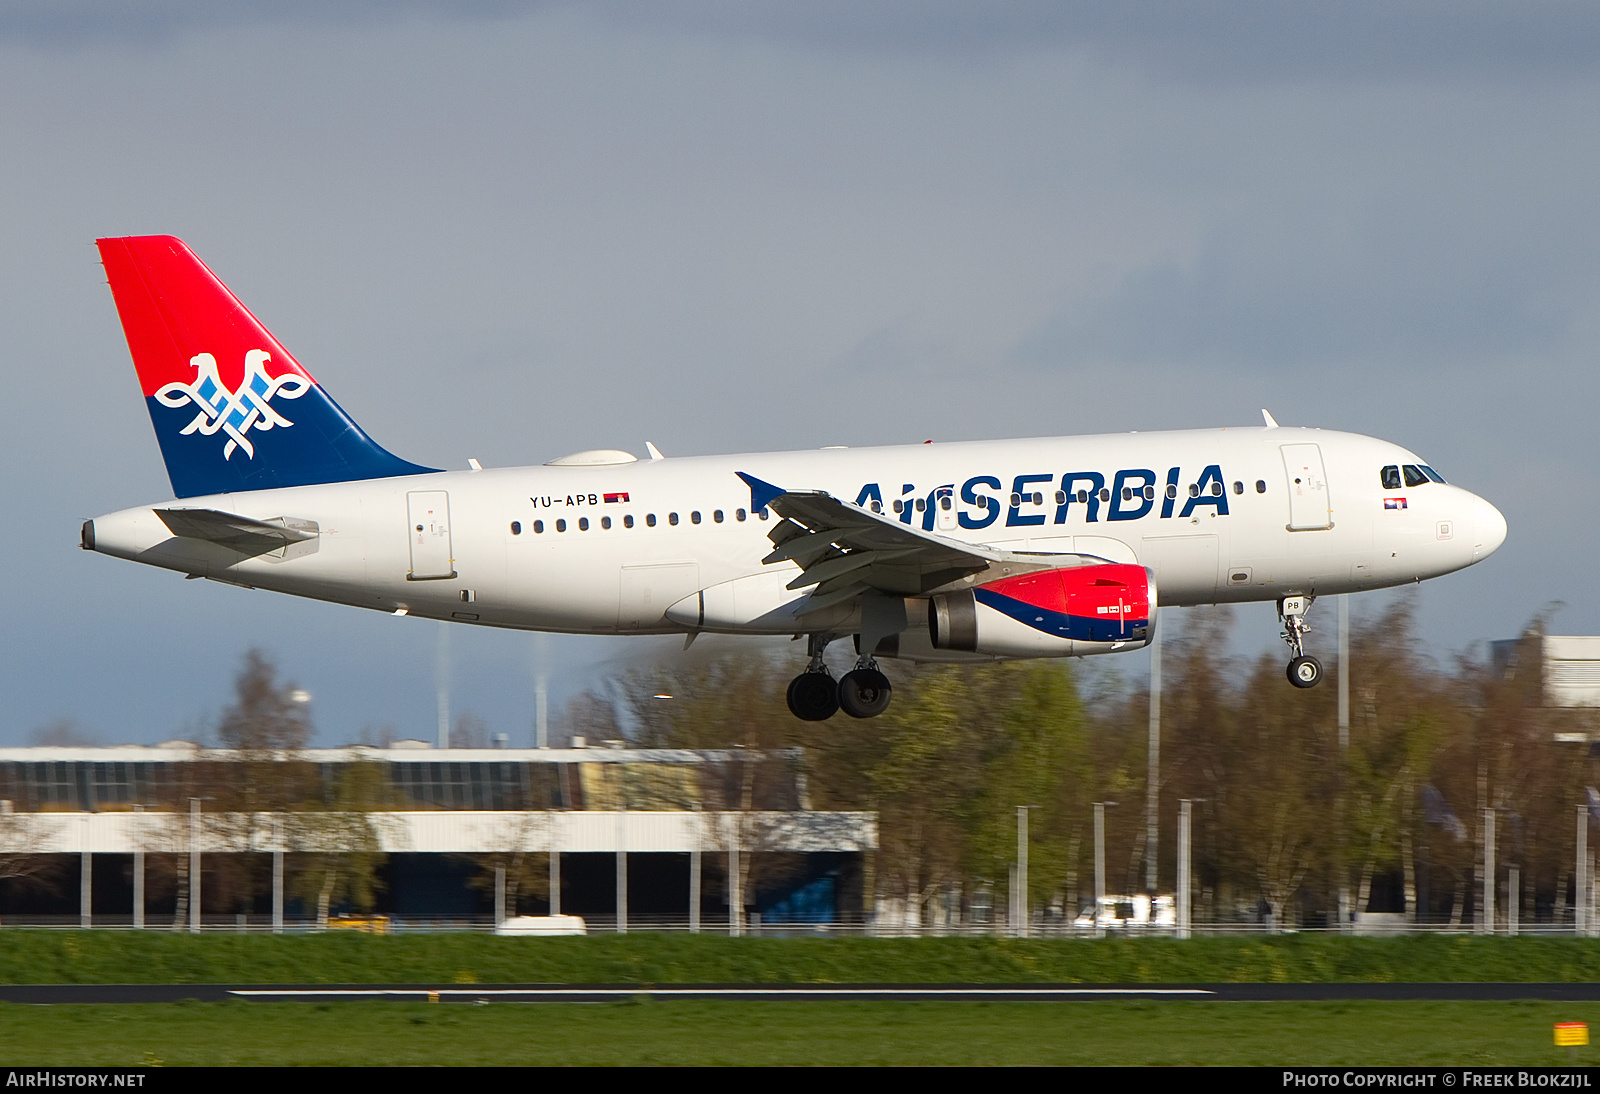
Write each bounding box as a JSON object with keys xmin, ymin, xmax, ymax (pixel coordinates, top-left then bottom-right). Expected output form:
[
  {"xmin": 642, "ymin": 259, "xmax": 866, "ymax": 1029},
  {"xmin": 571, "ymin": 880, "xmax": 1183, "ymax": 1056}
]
[
  {"xmin": 1279, "ymin": 595, "xmax": 1324, "ymax": 689},
  {"xmin": 786, "ymin": 634, "xmax": 893, "ymax": 721}
]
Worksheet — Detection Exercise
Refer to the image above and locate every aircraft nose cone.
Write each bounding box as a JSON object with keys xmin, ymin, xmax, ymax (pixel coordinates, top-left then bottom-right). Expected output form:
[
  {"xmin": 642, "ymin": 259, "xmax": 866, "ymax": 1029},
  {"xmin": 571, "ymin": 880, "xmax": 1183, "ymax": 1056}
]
[{"xmin": 1470, "ymin": 493, "xmax": 1507, "ymax": 560}]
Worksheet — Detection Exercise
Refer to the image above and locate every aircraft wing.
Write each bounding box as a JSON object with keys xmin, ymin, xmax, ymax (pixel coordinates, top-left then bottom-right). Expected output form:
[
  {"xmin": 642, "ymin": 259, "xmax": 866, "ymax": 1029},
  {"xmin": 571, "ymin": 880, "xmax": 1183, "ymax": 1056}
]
[
  {"xmin": 737, "ymin": 472, "xmax": 1090, "ymax": 615},
  {"xmin": 154, "ymin": 508, "xmax": 318, "ymax": 555}
]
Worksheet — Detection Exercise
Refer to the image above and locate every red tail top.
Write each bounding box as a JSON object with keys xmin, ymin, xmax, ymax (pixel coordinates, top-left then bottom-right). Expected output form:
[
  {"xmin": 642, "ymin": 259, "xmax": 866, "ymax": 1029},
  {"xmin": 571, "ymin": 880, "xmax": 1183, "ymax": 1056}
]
[
  {"xmin": 95, "ymin": 235, "xmax": 435, "ymax": 497},
  {"xmin": 96, "ymin": 236, "xmax": 315, "ymax": 397}
]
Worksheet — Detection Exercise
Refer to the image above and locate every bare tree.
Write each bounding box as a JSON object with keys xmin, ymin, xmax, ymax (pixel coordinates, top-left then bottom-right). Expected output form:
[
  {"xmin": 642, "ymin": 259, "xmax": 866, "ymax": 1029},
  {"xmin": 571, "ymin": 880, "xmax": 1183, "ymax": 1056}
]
[
  {"xmin": 216, "ymin": 650, "xmax": 310, "ymax": 753},
  {"xmin": 0, "ymin": 811, "xmax": 65, "ymax": 898}
]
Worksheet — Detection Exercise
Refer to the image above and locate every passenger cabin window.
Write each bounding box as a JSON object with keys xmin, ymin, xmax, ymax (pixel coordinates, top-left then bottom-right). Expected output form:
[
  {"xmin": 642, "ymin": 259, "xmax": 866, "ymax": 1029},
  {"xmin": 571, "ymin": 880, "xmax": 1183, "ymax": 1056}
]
[
  {"xmin": 601, "ymin": 516, "xmax": 611, "ymax": 530},
  {"xmin": 510, "ymin": 521, "xmax": 521, "ymax": 535},
  {"xmin": 736, "ymin": 509, "xmax": 747, "ymax": 521},
  {"xmin": 691, "ymin": 511, "xmax": 701, "ymax": 524},
  {"xmin": 578, "ymin": 517, "xmax": 589, "ymax": 531},
  {"xmin": 669, "ymin": 512, "xmax": 679, "ymax": 526},
  {"xmin": 1232, "ymin": 482, "xmax": 1243, "ymax": 495},
  {"xmin": 533, "ymin": 520, "xmax": 544, "ymax": 533},
  {"xmin": 714, "ymin": 510, "xmax": 724, "ymax": 523},
  {"xmin": 624, "ymin": 515, "xmax": 634, "ymax": 528},
  {"xmin": 1255, "ymin": 480, "xmax": 1266, "ymax": 493},
  {"xmin": 556, "ymin": 519, "xmax": 567, "ymax": 532},
  {"xmin": 1381, "ymin": 465, "xmax": 1402, "ymax": 490},
  {"xmin": 646, "ymin": 514, "xmax": 657, "ymax": 527}
]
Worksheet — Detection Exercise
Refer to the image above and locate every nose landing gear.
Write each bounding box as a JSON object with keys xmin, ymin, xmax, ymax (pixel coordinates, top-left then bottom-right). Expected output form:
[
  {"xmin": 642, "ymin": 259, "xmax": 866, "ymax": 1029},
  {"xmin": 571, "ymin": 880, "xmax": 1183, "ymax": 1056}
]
[
  {"xmin": 1279, "ymin": 596, "xmax": 1324, "ymax": 689},
  {"xmin": 786, "ymin": 634, "xmax": 894, "ymax": 720}
]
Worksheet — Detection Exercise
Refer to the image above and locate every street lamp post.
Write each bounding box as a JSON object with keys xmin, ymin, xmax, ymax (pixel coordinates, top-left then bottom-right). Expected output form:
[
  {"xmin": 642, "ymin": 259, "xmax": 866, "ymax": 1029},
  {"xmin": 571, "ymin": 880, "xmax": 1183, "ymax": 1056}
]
[
  {"xmin": 1178, "ymin": 799, "xmax": 1192, "ymax": 940},
  {"xmin": 1482, "ymin": 809, "xmax": 1496, "ymax": 935},
  {"xmin": 1015, "ymin": 806, "xmax": 1029, "ymax": 939},
  {"xmin": 1093, "ymin": 802, "xmax": 1116, "ymax": 936},
  {"xmin": 189, "ymin": 797, "xmax": 201, "ymax": 934},
  {"xmin": 1146, "ymin": 624, "xmax": 1160, "ymax": 896}
]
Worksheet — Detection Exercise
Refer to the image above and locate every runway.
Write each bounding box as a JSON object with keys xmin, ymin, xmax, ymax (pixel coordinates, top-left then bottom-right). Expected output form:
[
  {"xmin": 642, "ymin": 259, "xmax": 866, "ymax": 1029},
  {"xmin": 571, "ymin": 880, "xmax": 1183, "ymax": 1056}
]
[{"xmin": 4, "ymin": 983, "xmax": 1600, "ymax": 1004}]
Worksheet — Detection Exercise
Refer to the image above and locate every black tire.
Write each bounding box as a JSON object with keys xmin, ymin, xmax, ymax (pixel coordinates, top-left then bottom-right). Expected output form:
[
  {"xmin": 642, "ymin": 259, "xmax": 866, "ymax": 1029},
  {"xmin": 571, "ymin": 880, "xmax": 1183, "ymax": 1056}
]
[
  {"xmin": 1287, "ymin": 655, "xmax": 1323, "ymax": 689},
  {"xmin": 838, "ymin": 668, "xmax": 893, "ymax": 719},
  {"xmin": 787, "ymin": 672, "xmax": 839, "ymax": 721}
]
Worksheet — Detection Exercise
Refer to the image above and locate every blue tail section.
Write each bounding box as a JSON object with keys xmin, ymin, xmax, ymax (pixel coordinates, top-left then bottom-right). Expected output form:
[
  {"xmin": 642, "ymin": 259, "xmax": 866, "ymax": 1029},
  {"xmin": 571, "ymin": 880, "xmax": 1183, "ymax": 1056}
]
[{"xmin": 99, "ymin": 236, "xmax": 439, "ymax": 498}]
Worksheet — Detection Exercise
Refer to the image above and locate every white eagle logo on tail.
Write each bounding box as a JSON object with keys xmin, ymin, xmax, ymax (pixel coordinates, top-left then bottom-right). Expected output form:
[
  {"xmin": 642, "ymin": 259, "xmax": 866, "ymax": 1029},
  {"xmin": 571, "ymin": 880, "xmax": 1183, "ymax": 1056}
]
[{"xmin": 154, "ymin": 350, "xmax": 311, "ymax": 460}]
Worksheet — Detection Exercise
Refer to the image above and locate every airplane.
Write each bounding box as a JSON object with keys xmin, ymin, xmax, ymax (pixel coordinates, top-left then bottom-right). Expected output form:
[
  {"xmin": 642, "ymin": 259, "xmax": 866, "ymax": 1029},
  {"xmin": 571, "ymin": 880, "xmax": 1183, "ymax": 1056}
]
[{"xmin": 82, "ymin": 236, "xmax": 1508, "ymax": 721}]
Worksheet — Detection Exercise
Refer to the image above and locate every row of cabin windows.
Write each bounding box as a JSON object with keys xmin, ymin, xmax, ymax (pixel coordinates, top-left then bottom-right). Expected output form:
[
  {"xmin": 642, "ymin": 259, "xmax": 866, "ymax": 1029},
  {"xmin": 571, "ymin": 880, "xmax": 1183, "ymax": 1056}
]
[
  {"xmin": 1380, "ymin": 464, "xmax": 1445, "ymax": 490},
  {"xmin": 510, "ymin": 508, "xmax": 771, "ymax": 536},
  {"xmin": 511, "ymin": 475, "xmax": 1282, "ymax": 534}
]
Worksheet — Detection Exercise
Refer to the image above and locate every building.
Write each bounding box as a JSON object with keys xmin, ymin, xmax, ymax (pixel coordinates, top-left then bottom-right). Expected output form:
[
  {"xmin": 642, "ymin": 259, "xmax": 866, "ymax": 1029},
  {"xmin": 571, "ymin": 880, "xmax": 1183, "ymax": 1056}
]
[
  {"xmin": 0, "ymin": 743, "xmax": 876, "ymax": 928},
  {"xmin": 1491, "ymin": 634, "xmax": 1600, "ymax": 756}
]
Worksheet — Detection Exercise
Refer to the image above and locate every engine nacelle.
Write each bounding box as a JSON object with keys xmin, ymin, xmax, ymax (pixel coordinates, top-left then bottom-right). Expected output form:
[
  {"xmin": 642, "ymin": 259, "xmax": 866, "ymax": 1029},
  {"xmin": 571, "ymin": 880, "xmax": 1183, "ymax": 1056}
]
[{"xmin": 928, "ymin": 563, "xmax": 1155, "ymax": 658}]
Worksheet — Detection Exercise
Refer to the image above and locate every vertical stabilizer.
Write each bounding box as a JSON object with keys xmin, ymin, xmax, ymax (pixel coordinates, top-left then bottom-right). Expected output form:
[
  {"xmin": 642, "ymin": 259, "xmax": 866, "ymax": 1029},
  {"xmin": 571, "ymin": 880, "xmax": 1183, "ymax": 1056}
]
[{"xmin": 97, "ymin": 235, "xmax": 437, "ymax": 497}]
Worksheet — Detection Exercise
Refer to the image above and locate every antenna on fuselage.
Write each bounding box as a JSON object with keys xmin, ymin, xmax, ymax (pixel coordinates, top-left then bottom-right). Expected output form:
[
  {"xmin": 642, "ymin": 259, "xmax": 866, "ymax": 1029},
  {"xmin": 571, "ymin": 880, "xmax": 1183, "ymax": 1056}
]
[{"xmin": 1261, "ymin": 409, "xmax": 1280, "ymax": 429}]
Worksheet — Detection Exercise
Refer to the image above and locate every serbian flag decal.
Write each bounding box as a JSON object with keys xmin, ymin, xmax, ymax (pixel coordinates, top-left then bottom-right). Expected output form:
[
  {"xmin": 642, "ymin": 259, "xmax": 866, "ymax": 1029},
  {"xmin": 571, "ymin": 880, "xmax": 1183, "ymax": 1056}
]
[
  {"xmin": 604, "ymin": 492, "xmax": 630, "ymax": 504},
  {"xmin": 1384, "ymin": 497, "xmax": 1407, "ymax": 510}
]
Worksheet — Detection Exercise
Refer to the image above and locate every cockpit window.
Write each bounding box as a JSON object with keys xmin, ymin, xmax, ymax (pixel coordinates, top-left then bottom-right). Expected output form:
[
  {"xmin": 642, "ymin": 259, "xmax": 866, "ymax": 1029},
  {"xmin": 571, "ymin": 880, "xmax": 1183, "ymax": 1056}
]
[
  {"xmin": 1402, "ymin": 465, "xmax": 1429, "ymax": 487},
  {"xmin": 1381, "ymin": 465, "xmax": 1402, "ymax": 490},
  {"xmin": 1419, "ymin": 465, "xmax": 1445, "ymax": 484}
]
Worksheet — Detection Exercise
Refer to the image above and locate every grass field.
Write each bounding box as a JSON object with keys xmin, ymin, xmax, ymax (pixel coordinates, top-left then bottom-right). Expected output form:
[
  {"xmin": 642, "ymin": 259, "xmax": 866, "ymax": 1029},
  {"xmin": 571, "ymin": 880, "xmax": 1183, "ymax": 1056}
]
[
  {"xmin": 2, "ymin": 932, "xmax": 1598, "ymax": 1066},
  {"xmin": 0, "ymin": 999, "xmax": 1595, "ymax": 1066},
  {"xmin": 3, "ymin": 931, "xmax": 1600, "ymax": 985}
]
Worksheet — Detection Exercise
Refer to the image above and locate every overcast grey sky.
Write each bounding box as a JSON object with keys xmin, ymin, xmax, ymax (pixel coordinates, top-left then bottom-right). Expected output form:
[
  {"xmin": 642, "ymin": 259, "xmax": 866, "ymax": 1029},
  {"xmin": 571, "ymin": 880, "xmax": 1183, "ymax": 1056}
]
[{"xmin": 1, "ymin": 2, "xmax": 1595, "ymax": 745}]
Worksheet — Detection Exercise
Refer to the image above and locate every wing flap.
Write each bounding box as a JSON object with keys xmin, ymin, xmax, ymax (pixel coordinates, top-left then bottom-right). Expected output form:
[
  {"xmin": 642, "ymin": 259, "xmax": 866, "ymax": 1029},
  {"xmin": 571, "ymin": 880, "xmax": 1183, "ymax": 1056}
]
[{"xmin": 737, "ymin": 472, "xmax": 1107, "ymax": 616}]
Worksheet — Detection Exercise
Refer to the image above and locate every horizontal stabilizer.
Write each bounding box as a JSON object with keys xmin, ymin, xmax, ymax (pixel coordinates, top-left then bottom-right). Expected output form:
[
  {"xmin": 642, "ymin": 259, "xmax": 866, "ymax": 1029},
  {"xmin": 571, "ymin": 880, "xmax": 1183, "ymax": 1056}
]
[{"xmin": 155, "ymin": 508, "xmax": 317, "ymax": 554}]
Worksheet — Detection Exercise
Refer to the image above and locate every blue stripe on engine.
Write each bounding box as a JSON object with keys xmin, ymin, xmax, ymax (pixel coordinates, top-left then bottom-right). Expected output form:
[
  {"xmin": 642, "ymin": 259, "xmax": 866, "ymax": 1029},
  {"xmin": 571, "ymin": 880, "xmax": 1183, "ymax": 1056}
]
[{"xmin": 974, "ymin": 587, "xmax": 1147, "ymax": 643}]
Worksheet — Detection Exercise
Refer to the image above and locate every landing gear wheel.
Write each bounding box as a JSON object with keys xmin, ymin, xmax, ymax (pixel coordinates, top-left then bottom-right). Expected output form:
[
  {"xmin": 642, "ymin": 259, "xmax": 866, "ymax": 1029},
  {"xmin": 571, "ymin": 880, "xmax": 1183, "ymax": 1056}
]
[
  {"xmin": 1287, "ymin": 655, "xmax": 1323, "ymax": 689},
  {"xmin": 837, "ymin": 668, "xmax": 893, "ymax": 719},
  {"xmin": 787, "ymin": 672, "xmax": 839, "ymax": 721}
]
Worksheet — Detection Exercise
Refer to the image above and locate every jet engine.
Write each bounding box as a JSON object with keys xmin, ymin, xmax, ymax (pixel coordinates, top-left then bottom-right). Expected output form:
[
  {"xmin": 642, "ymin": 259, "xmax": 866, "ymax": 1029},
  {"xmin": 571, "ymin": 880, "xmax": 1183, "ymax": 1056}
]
[{"xmin": 927, "ymin": 563, "xmax": 1154, "ymax": 658}]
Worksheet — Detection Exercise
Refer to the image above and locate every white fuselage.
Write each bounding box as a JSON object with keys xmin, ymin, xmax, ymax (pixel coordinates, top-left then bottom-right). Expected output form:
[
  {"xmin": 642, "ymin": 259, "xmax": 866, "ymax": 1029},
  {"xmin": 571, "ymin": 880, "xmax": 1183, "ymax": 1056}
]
[{"xmin": 86, "ymin": 426, "xmax": 1506, "ymax": 653}]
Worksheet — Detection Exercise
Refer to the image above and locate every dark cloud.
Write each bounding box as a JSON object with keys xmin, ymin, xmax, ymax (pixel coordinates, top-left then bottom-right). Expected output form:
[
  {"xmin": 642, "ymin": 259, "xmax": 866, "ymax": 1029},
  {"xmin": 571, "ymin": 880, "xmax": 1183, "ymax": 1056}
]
[
  {"xmin": 8, "ymin": 2, "xmax": 1600, "ymax": 83},
  {"xmin": 646, "ymin": 2, "xmax": 1600, "ymax": 80},
  {"xmin": 0, "ymin": 0, "xmax": 545, "ymax": 48}
]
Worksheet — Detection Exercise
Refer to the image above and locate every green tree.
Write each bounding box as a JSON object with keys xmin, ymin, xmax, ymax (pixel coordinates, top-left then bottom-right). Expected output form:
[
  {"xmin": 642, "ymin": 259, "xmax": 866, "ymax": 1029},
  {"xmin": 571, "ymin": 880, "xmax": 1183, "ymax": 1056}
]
[{"xmin": 288, "ymin": 758, "xmax": 395, "ymax": 926}]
